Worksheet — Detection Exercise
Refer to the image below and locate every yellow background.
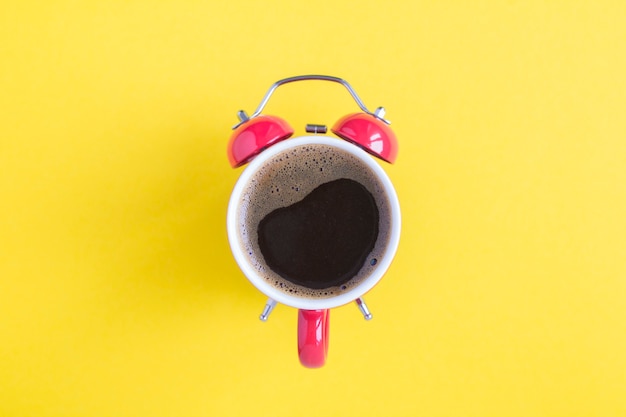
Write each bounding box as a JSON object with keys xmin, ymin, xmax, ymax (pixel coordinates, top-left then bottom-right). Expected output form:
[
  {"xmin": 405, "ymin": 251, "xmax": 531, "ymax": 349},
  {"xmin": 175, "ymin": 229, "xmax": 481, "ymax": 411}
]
[{"xmin": 1, "ymin": 1, "xmax": 625, "ymax": 416}]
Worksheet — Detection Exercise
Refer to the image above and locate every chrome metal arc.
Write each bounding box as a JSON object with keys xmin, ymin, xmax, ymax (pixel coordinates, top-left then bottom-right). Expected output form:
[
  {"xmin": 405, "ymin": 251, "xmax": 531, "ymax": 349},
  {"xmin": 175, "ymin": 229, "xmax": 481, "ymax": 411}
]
[{"xmin": 234, "ymin": 75, "xmax": 390, "ymax": 129}]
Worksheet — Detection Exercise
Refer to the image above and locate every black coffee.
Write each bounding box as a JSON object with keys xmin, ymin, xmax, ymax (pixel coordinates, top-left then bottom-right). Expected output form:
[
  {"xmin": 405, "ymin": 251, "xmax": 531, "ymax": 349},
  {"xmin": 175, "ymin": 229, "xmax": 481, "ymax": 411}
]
[
  {"xmin": 236, "ymin": 143, "xmax": 392, "ymax": 299},
  {"xmin": 258, "ymin": 178, "xmax": 379, "ymax": 289}
]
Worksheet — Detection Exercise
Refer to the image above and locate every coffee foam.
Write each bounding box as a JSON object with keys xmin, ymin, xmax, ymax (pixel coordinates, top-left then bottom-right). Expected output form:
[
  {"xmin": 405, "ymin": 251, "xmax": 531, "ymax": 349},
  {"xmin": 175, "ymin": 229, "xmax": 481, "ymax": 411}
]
[{"xmin": 237, "ymin": 143, "xmax": 392, "ymax": 299}]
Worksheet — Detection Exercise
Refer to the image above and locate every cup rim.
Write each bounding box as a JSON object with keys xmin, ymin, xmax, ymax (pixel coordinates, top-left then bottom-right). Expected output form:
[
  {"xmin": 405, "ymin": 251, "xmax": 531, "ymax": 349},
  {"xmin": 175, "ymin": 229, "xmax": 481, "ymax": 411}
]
[{"xmin": 227, "ymin": 135, "xmax": 401, "ymax": 310}]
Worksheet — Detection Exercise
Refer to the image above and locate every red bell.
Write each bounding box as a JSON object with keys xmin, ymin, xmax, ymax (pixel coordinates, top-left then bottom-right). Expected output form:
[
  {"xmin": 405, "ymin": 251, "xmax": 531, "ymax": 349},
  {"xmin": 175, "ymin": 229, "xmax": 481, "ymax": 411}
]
[
  {"xmin": 227, "ymin": 115, "xmax": 294, "ymax": 168},
  {"xmin": 332, "ymin": 113, "xmax": 398, "ymax": 164}
]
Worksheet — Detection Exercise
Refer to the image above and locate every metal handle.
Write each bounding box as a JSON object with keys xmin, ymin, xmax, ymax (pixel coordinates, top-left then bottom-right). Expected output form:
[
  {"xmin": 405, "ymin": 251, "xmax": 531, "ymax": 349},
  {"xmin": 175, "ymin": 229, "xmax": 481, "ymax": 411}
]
[{"xmin": 234, "ymin": 75, "xmax": 390, "ymax": 128}]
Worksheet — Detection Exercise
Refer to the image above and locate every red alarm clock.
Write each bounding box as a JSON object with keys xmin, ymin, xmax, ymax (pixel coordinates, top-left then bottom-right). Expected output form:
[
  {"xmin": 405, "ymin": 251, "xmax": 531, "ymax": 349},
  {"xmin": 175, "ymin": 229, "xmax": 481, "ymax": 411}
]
[{"xmin": 226, "ymin": 76, "xmax": 401, "ymax": 368}]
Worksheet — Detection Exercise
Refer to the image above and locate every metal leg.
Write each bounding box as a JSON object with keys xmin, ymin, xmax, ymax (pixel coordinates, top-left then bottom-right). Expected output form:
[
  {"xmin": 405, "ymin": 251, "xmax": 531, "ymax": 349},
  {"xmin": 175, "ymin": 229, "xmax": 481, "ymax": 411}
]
[
  {"xmin": 355, "ymin": 297, "xmax": 373, "ymax": 320},
  {"xmin": 259, "ymin": 298, "xmax": 277, "ymax": 322}
]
